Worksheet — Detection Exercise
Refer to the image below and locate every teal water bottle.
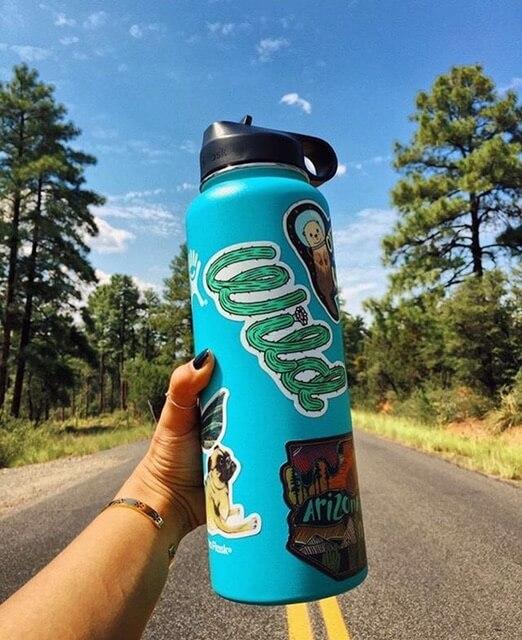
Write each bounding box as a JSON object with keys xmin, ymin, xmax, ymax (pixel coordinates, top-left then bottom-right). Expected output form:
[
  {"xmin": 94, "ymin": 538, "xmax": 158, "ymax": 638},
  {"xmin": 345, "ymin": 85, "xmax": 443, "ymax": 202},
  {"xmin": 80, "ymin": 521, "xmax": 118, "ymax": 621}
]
[{"xmin": 186, "ymin": 116, "xmax": 367, "ymax": 605}]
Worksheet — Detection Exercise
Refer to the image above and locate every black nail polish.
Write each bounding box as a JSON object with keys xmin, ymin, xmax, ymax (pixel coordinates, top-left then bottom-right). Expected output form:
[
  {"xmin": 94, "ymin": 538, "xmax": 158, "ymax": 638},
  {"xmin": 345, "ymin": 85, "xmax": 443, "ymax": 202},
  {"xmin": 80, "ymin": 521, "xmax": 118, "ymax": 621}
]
[{"xmin": 193, "ymin": 348, "xmax": 210, "ymax": 370}]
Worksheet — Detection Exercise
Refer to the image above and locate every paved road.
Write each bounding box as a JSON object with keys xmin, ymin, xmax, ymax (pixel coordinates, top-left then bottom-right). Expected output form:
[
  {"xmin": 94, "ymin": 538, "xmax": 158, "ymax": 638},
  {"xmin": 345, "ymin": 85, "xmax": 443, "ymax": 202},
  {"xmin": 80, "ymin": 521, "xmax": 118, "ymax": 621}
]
[{"xmin": 1, "ymin": 432, "xmax": 520, "ymax": 639}]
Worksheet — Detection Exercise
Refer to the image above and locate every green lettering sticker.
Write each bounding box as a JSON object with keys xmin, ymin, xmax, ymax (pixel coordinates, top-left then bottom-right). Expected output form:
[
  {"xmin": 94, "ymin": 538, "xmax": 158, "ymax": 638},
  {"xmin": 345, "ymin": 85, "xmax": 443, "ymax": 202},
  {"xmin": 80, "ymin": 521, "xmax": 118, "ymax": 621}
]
[{"xmin": 204, "ymin": 242, "xmax": 346, "ymax": 416}]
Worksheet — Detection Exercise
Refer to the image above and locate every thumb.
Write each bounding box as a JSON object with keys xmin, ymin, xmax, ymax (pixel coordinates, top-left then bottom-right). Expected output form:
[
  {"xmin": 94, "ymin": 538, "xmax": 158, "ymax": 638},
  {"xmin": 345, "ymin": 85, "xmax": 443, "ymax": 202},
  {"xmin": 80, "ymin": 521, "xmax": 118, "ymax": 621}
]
[
  {"xmin": 157, "ymin": 349, "xmax": 215, "ymax": 437},
  {"xmin": 168, "ymin": 349, "xmax": 215, "ymax": 407}
]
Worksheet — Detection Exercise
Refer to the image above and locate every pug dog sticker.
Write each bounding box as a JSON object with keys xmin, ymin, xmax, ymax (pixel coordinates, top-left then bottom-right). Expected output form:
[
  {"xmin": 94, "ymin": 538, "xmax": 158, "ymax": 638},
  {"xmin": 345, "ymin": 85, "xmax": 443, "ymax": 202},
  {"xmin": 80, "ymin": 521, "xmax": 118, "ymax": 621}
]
[
  {"xmin": 205, "ymin": 444, "xmax": 261, "ymax": 538},
  {"xmin": 284, "ymin": 201, "xmax": 340, "ymax": 322},
  {"xmin": 201, "ymin": 389, "xmax": 261, "ymax": 539}
]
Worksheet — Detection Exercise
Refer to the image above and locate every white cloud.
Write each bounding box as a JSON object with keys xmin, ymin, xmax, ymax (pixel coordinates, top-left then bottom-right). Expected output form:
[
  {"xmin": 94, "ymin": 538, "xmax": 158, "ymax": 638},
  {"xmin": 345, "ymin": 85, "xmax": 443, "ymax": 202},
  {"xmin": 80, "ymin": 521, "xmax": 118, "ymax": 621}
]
[
  {"xmin": 336, "ymin": 163, "xmax": 347, "ymax": 177},
  {"xmin": 207, "ymin": 22, "xmax": 234, "ymax": 35},
  {"xmin": 96, "ymin": 199, "xmax": 181, "ymax": 237},
  {"xmin": 1, "ymin": 0, "xmax": 23, "ymax": 27},
  {"xmin": 73, "ymin": 51, "xmax": 88, "ymax": 61},
  {"xmin": 80, "ymin": 270, "xmax": 159, "ymax": 307},
  {"xmin": 89, "ymin": 217, "xmax": 135, "ymax": 254},
  {"xmin": 184, "ymin": 34, "xmax": 200, "ymax": 45},
  {"xmin": 93, "ymin": 139, "xmax": 175, "ymax": 163},
  {"xmin": 176, "ymin": 182, "xmax": 197, "ymax": 192},
  {"xmin": 93, "ymin": 45, "xmax": 113, "ymax": 57},
  {"xmin": 131, "ymin": 275, "xmax": 161, "ymax": 294},
  {"xmin": 59, "ymin": 36, "xmax": 79, "ymax": 46},
  {"xmin": 94, "ymin": 268, "xmax": 111, "ymax": 287},
  {"xmin": 280, "ymin": 92, "xmax": 311, "ymax": 114},
  {"xmin": 55, "ymin": 13, "xmax": 76, "ymax": 27},
  {"xmin": 91, "ymin": 126, "xmax": 118, "ymax": 140},
  {"xmin": 256, "ymin": 37, "xmax": 289, "ymax": 61},
  {"xmin": 335, "ymin": 208, "xmax": 396, "ymax": 248},
  {"xmin": 207, "ymin": 21, "xmax": 250, "ymax": 36},
  {"xmin": 347, "ymin": 155, "xmax": 391, "ymax": 174},
  {"xmin": 129, "ymin": 23, "xmax": 165, "ymax": 39},
  {"xmin": 110, "ymin": 189, "xmax": 165, "ymax": 201},
  {"xmin": 129, "ymin": 24, "xmax": 143, "ymax": 39},
  {"xmin": 128, "ymin": 140, "xmax": 173, "ymax": 160},
  {"xmin": 499, "ymin": 77, "xmax": 522, "ymax": 93},
  {"xmin": 117, "ymin": 63, "xmax": 128, "ymax": 73},
  {"xmin": 333, "ymin": 208, "xmax": 397, "ymax": 316},
  {"xmin": 179, "ymin": 139, "xmax": 198, "ymax": 154},
  {"xmin": 8, "ymin": 44, "xmax": 51, "ymax": 61},
  {"xmin": 83, "ymin": 11, "xmax": 107, "ymax": 29}
]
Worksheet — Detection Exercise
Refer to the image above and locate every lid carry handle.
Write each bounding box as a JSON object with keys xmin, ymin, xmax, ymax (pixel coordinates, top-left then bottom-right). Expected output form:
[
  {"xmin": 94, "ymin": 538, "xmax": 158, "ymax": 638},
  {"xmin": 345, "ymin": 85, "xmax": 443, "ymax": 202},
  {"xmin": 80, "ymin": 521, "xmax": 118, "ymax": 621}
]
[{"xmin": 291, "ymin": 132, "xmax": 338, "ymax": 187}]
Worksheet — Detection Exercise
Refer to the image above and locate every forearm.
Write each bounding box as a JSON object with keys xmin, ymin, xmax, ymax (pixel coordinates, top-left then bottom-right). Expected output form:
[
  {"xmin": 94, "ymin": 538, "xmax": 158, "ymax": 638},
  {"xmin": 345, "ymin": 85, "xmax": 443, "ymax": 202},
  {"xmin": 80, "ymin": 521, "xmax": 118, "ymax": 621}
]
[
  {"xmin": 0, "ymin": 352, "xmax": 212, "ymax": 640},
  {"xmin": 0, "ymin": 466, "xmax": 187, "ymax": 640}
]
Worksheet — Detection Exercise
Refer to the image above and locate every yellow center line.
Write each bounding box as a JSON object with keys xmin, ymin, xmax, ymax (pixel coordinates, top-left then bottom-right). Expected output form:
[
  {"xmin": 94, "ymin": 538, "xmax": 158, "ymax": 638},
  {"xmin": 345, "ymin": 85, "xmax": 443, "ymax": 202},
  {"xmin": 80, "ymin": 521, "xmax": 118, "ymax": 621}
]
[
  {"xmin": 286, "ymin": 603, "xmax": 314, "ymax": 640},
  {"xmin": 319, "ymin": 596, "xmax": 352, "ymax": 640}
]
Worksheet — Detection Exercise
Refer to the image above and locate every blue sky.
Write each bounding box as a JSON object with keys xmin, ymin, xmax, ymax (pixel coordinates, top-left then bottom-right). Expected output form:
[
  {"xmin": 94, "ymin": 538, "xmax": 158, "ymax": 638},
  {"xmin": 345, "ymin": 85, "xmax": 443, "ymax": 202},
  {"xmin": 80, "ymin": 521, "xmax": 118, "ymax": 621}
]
[{"xmin": 1, "ymin": 0, "xmax": 521, "ymax": 315}]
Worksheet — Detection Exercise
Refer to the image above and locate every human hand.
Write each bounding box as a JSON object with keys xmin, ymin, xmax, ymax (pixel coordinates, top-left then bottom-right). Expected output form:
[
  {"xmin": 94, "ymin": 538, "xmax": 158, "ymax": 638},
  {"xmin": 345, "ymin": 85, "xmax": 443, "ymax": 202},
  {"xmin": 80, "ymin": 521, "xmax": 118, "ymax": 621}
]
[{"xmin": 116, "ymin": 349, "xmax": 214, "ymax": 540}]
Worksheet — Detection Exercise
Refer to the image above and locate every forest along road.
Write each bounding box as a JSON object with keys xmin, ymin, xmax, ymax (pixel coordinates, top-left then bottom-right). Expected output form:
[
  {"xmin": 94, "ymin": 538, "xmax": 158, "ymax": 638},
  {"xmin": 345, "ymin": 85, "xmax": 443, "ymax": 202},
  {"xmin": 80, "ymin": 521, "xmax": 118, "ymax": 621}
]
[{"xmin": 0, "ymin": 432, "xmax": 520, "ymax": 640}]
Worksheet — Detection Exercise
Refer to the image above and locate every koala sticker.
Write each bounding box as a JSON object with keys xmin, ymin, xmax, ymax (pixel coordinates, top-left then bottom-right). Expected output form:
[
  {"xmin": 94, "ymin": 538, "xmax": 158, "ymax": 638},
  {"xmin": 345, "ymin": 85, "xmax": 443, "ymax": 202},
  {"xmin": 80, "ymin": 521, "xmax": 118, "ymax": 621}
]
[{"xmin": 284, "ymin": 200, "xmax": 340, "ymax": 322}]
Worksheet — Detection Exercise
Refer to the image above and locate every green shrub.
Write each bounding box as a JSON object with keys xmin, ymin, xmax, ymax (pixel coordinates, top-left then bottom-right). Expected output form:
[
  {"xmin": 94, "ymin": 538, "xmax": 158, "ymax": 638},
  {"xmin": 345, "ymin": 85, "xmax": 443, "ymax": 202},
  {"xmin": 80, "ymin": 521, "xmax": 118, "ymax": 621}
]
[
  {"xmin": 353, "ymin": 409, "xmax": 522, "ymax": 480},
  {"xmin": 0, "ymin": 421, "xmax": 54, "ymax": 467},
  {"xmin": 0, "ymin": 413, "xmax": 152, "ymax": 468},
  {"xmin": 390, "ymin": 386, "xmax": 493, "ymax": 425},
  {"xmin": 392, "ymin": 388, "xmax": 436, "ymax": 425},
  {"xmin": 125, "ymin": 357, "xmax": 172, "ymax": 419},
  {"xmin": 490, "ymin": 371, "xmax": 522, "ymax": 433},
  {"xmin": 430, "ymin": 386, "xmax": 493, "ymax": 423}
]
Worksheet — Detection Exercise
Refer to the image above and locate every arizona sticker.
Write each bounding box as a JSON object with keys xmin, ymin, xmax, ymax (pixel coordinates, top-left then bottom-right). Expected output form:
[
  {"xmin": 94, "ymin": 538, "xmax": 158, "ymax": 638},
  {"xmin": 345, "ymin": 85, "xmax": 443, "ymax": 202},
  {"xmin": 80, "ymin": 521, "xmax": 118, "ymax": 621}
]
[{"xmin": 280, "ymin": 433, "xmax": 367, "ymax": 580}]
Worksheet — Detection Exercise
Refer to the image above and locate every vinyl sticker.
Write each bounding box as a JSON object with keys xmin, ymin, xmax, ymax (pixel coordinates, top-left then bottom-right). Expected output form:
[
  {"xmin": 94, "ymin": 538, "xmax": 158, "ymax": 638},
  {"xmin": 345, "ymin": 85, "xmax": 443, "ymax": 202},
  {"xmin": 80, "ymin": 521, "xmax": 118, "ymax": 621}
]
[
  {"xmin": 188, "ymin": 248, "xmax": 208, "ymax": 307},
  {"xmin": 284, "ymin": 201, "xmax": 340, "ymax": 322},
  {"xmin": 201, "ymin": 389, "xmax": 261, "ymax": 539},
  {"xmin": 203, "ymin": 242, "xmax": 347, "ymax": 417},
  {"xmin": 280, "ymin": 434, "xmax": 367, "ymax": 580}
]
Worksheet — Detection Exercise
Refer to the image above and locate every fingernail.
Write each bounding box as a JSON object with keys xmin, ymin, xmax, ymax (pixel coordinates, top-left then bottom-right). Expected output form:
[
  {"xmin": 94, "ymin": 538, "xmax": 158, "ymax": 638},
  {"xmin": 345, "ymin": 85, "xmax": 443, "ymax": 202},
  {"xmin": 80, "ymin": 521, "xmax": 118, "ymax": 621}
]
[{"xmin": 193, "ymin": 348, "xmax": 210, "ymax": 370}]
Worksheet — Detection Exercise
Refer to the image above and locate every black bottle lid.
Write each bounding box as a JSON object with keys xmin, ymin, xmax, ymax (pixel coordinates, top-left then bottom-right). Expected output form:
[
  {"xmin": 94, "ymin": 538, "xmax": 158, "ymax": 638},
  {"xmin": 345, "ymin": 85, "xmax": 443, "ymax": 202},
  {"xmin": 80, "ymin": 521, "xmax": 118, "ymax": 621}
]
[{"xmin": 199, "ymin": 115, "xmax": 338, "ymax": 187}]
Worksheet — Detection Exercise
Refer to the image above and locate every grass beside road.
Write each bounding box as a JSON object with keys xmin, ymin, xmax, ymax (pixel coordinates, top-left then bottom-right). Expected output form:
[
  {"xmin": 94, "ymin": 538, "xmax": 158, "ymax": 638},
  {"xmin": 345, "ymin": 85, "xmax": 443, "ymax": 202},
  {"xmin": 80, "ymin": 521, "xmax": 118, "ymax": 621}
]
[
  {"xmin": 0, "ymin": 412, "xmax": 153, "ymax": 468},
  {"xmin": 353, "ymin": 410, "xmax": 522, "ymax": 481}
]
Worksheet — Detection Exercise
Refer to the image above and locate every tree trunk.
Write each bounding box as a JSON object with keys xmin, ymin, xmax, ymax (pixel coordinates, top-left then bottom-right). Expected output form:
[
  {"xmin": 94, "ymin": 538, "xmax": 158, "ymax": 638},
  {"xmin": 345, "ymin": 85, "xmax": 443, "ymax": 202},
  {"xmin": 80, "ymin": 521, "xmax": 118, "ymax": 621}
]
[
  {"xmin": 110, "ymin": 372, "xmax": 115, "ymax": 411},
  {"xmin": 11, "ymin": 178, "xmax": 43, "ymax": 417},
  {"xmin": 470, "ymin": 195, "xmax": 483, "ymax": 277},
  {"xmin": 120, "ymin": 360, "xmax": 126, "ymax": 411},
  {"xmin": 0, "ymin": 112, "xmax": 26, "ymax": 409},
  {"xmin": 27, "ymin": 372, "xmax": 34, "ymax": 421},
  {"xmin": 0, "ymin": 193, "xmax": 22, "ymax": 409},
  {"xmin": 99, "ymin": 350, "xmax": 105, "ymax": 413}
]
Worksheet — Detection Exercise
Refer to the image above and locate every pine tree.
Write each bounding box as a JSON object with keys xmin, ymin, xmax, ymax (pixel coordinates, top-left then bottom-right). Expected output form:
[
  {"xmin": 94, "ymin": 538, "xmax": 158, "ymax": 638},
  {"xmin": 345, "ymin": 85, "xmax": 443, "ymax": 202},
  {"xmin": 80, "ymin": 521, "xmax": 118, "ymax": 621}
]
[
  {"xmin": 9, "ymin": 84, "xmax": 102, "ymax": 416},
  {"xmin": 384, "ymin": 65, "xmax": 522, "ymax": 292},
  {"xmin": 340, "ymin": 311, "xmax": 366, "ymax": 388},
  {"xmin": 0, "ymin": 65, "xmax": 102, "ymax": 416},
  {"xmin": 138, "ymin": 289, "xmax": 163, "ymax": 361},
  {"xmin": 155, "ymin": 244, "xmax": 193, "ymax": 364},
  {"xmin": 361, "ymin": 292, "xmax": 448, "ymax": 403},
  {"xmin": 0, "ymin": 65, "xmax": 55, "ymax": 408},
  {"xmin": 442, "ymin": 270, "xmax": 519, "ymax": 395},
  {"xmin": 87, "ymin": 276, "xmax": 141, "ymax": 411}
]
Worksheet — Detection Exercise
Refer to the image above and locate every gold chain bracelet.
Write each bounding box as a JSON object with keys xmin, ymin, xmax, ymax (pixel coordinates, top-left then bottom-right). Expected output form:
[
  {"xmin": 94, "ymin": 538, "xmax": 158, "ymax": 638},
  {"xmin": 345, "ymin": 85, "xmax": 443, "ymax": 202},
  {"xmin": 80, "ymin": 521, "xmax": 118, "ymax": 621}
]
[{"xmin": 102, "ymin": 498, "xmax": 177, "ymax": 562}]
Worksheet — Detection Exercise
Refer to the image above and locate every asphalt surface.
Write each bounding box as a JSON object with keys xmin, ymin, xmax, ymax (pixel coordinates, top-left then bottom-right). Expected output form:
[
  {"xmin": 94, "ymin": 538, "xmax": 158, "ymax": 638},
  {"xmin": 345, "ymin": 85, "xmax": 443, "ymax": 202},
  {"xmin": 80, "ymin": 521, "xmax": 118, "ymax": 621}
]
[{"xmin": 0, "ymin": 432, "xmax": 520, "ymax": 639}]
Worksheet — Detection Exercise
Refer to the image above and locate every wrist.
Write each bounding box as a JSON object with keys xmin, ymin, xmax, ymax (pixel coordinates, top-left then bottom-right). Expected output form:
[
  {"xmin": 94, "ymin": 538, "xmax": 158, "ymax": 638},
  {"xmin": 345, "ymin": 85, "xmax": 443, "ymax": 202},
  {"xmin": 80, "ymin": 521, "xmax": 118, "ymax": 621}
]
[{"xmin": 115, "ymin": 461, "xmax": 192, "ymax": 545}]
